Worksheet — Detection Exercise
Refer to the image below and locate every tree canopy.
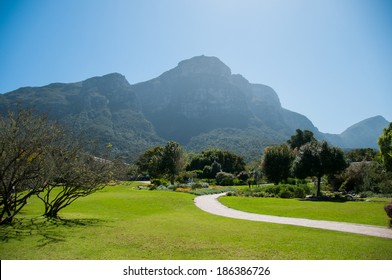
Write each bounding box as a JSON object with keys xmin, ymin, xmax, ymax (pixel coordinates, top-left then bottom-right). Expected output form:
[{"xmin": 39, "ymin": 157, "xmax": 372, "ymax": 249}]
[
  {"xmin": 292, "ymin": 141, "xmax": 347, "ymax": 196},
  {"xmin": 135, "ymin": 146, "xmax": 164, "ymax": 178},
  {"xmin": 161, "ymin": 141, "xmax": 187, "ymax": 184},
  {"xmin": 345, "ymin": 148, "xmax": 377, "ymax": 163},
  {"xmin": 38, "ymin": 139, "xmax": 112, "ymax": 218},
  {"xmin": 136, "ymin": 141, "xmax": 186, "ymax": 184},
  {"xmin": 186, "ymin": 148, "xmax": 246, "ymax": 176},
  {"xmin": 287, "ymin": 129, "xmax": 316, "ymax": 150},
  {"xmin": 261, "ymin": 144, "xmax": 294, "ymax": 184},
  {"xmin": 378, "ymin": 122, "xmax": 392, "ymax": 172}
]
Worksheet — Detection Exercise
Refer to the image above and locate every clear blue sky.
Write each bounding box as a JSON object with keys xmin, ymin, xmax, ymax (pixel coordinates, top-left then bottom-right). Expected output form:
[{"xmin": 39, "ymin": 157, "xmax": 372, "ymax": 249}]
[{"xmin": 1, "ymin": 0, "xmax": 391, "ymax": 134}]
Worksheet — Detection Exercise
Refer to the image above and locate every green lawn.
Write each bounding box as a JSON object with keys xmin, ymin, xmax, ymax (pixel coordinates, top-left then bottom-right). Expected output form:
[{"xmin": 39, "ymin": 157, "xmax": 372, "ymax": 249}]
[
  {"xmin": 219, "ymin": 196, "xmax": 392, "ymax": 227},
  {"xmin": 1, "ymin": 183, "xmax": 392, "ymax": 260}
]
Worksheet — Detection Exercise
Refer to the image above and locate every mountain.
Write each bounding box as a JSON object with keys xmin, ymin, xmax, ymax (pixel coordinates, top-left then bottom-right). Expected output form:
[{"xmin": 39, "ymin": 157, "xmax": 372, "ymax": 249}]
[
  {"xmin": 0, "ymin": 73, "xmax": 164, "ymax": 161},
  {"xmin": 323, "ymin": 116, "xmax": 389, "ymax": 149},
  {"xmin": 131, "ymin": 55, "xmax": 325, "ymax": 160},
  {"xmin": 0, "ymin": 55, "xmax": 389, "ymax": 162}
]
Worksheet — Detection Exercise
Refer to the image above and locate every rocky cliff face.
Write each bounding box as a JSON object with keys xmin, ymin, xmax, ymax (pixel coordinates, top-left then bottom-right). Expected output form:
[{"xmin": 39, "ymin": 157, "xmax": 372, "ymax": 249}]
[
  {"xmin": 131, "ymin": 56, "xmax": 256, "ymax": 143},
  {"xmin": 132, "ymin": 55, "xmax": 321, "ymax": 146}
]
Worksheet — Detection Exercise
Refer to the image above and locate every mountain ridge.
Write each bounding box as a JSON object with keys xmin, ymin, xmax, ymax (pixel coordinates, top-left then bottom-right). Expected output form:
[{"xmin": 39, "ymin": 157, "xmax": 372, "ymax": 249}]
[{"xmin": 0, "ymin": 55, "xmax": 389, "ymax": 161}]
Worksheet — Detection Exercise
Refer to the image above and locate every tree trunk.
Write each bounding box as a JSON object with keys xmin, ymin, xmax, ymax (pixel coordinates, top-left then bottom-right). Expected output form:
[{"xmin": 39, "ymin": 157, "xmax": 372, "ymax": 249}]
[
  {"xmin": 316, "ymin": 176, "xmax": 322, "ymax": 197},
  {"xmin": 44, "ymin": 208, "xmax": 60, "ymax": 219}
]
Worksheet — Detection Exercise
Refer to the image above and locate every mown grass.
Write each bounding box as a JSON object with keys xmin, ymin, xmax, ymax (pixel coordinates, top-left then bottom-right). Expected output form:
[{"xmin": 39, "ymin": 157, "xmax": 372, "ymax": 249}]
[
  {"xmin": 219, "ymin": 196, "xmax": 392, "ymax": 227},
  {"xmin": 1, "ymin": 183, "xmax": 392, "ymax": 260}
]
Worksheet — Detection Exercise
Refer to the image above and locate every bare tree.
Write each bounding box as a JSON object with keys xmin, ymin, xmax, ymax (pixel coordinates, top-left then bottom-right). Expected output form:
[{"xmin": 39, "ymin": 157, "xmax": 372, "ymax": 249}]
[
  {"xmin": 0, "ymin": 110, "xmax": 62, "ymax": 224},
  {"xmin": 0, "ymin": 109, "xmax": 113, "ymax": 223},
  {"xmin": 38, "ymin": 135, "xmax": 112, "ymax": 219}
]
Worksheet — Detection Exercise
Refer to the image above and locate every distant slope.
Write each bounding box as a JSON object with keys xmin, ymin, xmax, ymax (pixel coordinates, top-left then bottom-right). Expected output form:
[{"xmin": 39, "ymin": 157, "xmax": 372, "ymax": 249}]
[
  {"xmin": 0, "ymin": 73, "xmax": 164, "ymax": 161},
  {"xmin": 324, "ymin": 116, "xmax": 389, "ymax": 149}
]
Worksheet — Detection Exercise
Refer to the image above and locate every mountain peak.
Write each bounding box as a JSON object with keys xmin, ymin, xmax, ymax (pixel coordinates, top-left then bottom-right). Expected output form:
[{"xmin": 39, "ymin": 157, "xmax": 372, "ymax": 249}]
[
  {"xmin": 81, "ymin": 72, "xmax": 131, "ymax": 92},
  {"xmin": 84, "ymin": 72, "xmax": 127, "ymax": 84},
  {"xmin": 343, "ymin": 115, "xmax": 389, "ymax": 132},
  {"xmin": 174, "ymin": 55, "xmax": 232, "ymax": 77}
]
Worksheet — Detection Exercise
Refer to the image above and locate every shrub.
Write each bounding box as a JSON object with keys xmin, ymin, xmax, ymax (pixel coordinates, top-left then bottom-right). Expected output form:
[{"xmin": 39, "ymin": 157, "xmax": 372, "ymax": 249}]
[
  {"xmin": 233, "ymin": 183, "xmax": 311, "ymax": 198},
  {"xmin": 151, "ymin": 178, "xmax": 170, "ymax": 187},
  {"xmin": 358, "ymin": 191, "xmax": 374, "ymax": 198},
  {"xmin": 189, "ymin": 186, "xmax": 235, "ymax": 196},
  {"xmin": 293, "ymin": 187, "xmax": 306, "ymax": 198},
  {"xmin": 264, "ymin": 185, "xmax": 281, "ymax": 196},
  {"xmin": 175, "ymin": 171, "xmax": 198, "ymax": 183},
  {"xmin": 226, "ymin": 191, "xmax": 235, "ymax": 196},
  {"xmin": 279, "ymin": 189, "xmax": 294, "ymax": 198},
  {"xmin": 384, "ymin": 201, "xmax": 392, "ymax": 227},
  {"xmin": 216, "ymin": 172, "xmax": 235, "ymax": 186},
  {"xmin": 252, "ymin": 191, "xmax": 265, "ymax": 197},
  {"xmin": 237, "ymin": 171, "xmax": 250, "ymax": 184},
  {"xmin": 188, "ymin": 182, "xmax": 209, "ymax": 189},
  {"xmin": 385, "ymin": 201, "xmax": 392, "ymax": 218},
  {"xmin": 286, "ymin": 178, "xmax": 297, "ymax": 185}
]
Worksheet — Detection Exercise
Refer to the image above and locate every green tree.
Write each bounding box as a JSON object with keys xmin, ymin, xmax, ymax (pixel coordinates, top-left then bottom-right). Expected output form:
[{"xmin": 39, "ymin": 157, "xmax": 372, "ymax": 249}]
[
  {"xmin": 161, "ymin": 141, "xmax": 186, "ymax": 184},
  {"xmin": 135, "ymin": 146, "xmax": 164, "ymax": 178},
  {"xmin": 186, "ymin": 148, "xmax": 245, "ymax": 175},
  {"xmin": 210, "ymin": 160, "xmax": 222, "ymax": 178},
  {"xmin": 292, "ymin": 141, "xmax": 347, "ymax": 197},
  {"xmin": 287, "ymin": 129, "xmax": 316, "ymax": 150},
  {"xmin": 261, "ymin": 144, "xmax": 294, "ymax": 184},
  {"xmin": 378, "ymin": 122, "xmax": 392, "ymax": 172},
  {"xmin": 345, "ymin": 148, "xmax": 377, "ymax": 163}
]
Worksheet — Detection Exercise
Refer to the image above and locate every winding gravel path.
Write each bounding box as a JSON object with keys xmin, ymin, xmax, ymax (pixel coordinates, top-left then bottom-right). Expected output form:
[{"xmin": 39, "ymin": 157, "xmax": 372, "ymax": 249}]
[{"xmin": 194, "ymin": 193, "xmax": 392, "ymax": 239}]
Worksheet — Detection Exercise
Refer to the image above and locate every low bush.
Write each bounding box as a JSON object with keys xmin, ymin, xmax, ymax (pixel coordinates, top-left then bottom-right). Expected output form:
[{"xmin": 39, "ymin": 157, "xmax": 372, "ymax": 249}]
[
  {"xmin": 264, "ymin": 185, "xmax": 281, "ymax": 196},
  {"xmin": 189, "ymin": 186, "xmax": 236, "ymax": 196},
  {"xmin": 304, "ymin": 191, "xmax": 361, "ymax": 202},
  {"xmin": 285, "ymin": 178, "xmax": 296, "ymax": 185},
  {"xmin": 137, "ymin": 181, "xmax": 210, "ymax": 192},
  {"xmin": 279, "ymin": 189, "xmax": 294, "ymax": 198},
  {"xmin": 233, "ymin": 184, "xmax": 312, "ymax": 199},
  {"xmin": 384, "ymin": 201, "xmax": 392, "ymax": 227},
  {"xmin": 175, "ymin": 182, "xmax": 209, "ymax": 189},
  {"xmin": 151, "ymin": 178, "xmax": 170, "ymax": 187}
]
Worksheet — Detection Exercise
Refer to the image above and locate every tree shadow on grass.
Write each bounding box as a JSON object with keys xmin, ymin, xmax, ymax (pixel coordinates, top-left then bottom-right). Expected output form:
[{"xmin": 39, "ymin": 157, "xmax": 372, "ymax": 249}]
[
  {"xmin": 298, "ymin": 198, "xmax": 348, "ymax": 203},
  {"xmin": 0, "ymin": 216, "xmax": 106, "ymax": 247}
]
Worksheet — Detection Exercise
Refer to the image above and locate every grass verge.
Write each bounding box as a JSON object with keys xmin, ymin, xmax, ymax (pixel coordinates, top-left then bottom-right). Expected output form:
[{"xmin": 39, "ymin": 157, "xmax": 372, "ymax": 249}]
[{"xmin": 219, "ymin": 196, "xmax": 391, "ymax": 226}]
